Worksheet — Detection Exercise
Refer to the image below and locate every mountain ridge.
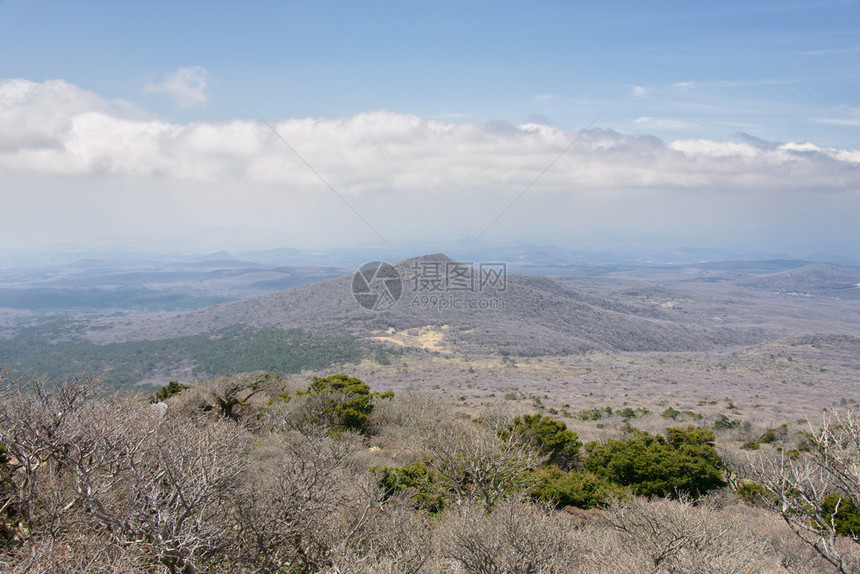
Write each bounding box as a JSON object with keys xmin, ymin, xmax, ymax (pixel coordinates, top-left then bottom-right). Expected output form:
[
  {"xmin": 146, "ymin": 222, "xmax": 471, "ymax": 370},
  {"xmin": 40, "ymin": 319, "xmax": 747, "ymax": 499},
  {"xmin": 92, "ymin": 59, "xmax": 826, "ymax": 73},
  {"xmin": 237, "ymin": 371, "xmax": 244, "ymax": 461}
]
[{"xmin": 87, "ymin": 253, "xmax": 769, "ymax": 355}]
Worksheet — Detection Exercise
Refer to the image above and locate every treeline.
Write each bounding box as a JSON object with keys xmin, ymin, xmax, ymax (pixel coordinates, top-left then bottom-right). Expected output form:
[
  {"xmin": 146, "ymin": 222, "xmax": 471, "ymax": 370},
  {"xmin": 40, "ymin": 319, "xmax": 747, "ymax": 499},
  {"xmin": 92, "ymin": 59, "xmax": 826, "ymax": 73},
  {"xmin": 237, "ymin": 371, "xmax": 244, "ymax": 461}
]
[
  {"xmin": 0, "ymin": 371, "xmax": 857, "ymax": 573},
  {"xmin": 0, "ymin": 326, "xmax": 376, "ymax": 388}
]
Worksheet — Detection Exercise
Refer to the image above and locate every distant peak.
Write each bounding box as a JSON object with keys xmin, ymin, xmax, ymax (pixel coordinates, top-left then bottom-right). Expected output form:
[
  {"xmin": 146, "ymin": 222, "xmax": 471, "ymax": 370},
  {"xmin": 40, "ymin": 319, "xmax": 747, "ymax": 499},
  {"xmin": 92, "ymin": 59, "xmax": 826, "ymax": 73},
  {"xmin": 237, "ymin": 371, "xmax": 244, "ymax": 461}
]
[
  {"xmin": 396, "ymin": 253, "xmax": 456, "ymax": 266},
  {"xmin": 195, "ymin": 250, "xmax": 234, "ymax": 261}
]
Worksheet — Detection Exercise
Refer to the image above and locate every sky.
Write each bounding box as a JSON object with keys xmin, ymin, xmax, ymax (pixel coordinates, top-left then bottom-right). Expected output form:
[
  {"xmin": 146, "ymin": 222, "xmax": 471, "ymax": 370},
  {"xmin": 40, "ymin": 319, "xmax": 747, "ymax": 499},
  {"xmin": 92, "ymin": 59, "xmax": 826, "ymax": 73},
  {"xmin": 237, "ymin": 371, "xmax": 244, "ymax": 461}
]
[{"xmin": 0, "ymin": 0, "xmax": 859, "ymax": 261}]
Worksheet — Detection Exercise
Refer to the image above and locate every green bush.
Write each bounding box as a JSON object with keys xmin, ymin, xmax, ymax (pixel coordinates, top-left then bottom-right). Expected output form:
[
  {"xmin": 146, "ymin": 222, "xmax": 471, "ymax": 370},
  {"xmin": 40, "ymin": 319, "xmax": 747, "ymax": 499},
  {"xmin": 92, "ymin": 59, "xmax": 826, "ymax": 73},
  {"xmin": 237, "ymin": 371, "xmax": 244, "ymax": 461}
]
[
  {"xmin": 580, "ymin": 409, "xmax": 601, "ymax": 421},
  {"xmin": 741, "ymin": 425, "xmax": 789, "ymax": 451},
  {"xmin": 149, "ymin": 380, "xmax": 190, "ymax": 403},
  {"xmin": 618, "ymin": 407, "xmax": 637, "ymax": 421},
  {"xmin": 713, "ymin": 414, "xmax": 740, "ymax": 430},
  {"xmin": 373, "ymin": 460, "xmax": 446, "ymax": 513},
  {"xmin": 530, "ymin": 467, "xmax": 626, "ymax": 509},
  {"xmin": 821, "ymin": 494, "xmax": 860, "ymax": 537},
  {"xmin": 294, "ymin": 374, "xmax": 392, "ymax": 434},
  {"xmin": 502, "ymin": 414, "xmax": 581, "ymax": 470},
  {"xmin": 758, "ymin": 424, "xmax": 788, "ymax": 444},
  {"xmin": 736, "ymin": 481, "xmax": 775, "ymax": 506},
  {"xmin": 584, "ymin": 426, "xmax": 725, "ymax": 498}
]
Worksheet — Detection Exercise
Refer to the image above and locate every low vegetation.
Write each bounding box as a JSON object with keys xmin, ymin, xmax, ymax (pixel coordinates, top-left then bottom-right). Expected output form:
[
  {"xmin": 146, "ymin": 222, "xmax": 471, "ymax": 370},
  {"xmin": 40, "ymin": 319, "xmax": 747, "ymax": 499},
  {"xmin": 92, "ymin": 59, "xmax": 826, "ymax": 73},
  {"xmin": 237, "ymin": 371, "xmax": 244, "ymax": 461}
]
[
  {"xmin": 1, "ymin": 369, "xmax": 859, "ymax": 572},
  {"xmin": 584, "ymin": 426, "xmax": 725, "ymax": 498}
]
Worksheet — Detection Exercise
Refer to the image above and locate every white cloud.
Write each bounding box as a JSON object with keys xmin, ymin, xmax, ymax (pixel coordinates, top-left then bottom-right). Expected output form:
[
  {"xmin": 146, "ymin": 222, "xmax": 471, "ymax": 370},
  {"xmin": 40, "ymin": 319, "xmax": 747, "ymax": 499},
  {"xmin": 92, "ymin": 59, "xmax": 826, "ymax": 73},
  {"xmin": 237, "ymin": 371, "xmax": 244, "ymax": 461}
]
[
  {"xmin": 631, "ymin": 85, "xmax": 651, "ymax": 97},
  {"xmin": 1, "ymin": 78, "xmax": 859, "ymax": 252},
  {"xmin": 0, "ymin": 78, "xmax": 134, "ymax": 152},
  {"xmin": 4, "ymin": 85, "xmax": 854, "ymax": 191},
  {"xmin": 144, "ymin": 66, "xmax": 209, "ymax": 108},
  {"xmin": 779, "ymin": 142, "xmax": 821, "ymax": 153}
]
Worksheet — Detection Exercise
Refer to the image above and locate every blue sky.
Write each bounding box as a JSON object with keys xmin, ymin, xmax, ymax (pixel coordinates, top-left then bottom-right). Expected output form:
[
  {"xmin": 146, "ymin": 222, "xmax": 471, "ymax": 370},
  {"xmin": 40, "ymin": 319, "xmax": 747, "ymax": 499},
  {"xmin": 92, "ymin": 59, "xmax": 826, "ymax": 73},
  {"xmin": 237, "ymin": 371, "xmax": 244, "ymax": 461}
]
[{"xmin": 0, "ymin": 0, "xmax": 859, "ymax": 258}]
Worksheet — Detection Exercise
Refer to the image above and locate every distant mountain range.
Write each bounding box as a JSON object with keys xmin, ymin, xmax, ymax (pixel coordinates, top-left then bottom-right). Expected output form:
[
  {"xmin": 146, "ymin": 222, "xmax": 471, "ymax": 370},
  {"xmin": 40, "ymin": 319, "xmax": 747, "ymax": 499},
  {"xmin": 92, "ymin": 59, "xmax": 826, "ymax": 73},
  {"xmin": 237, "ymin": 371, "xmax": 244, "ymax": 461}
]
[
  {"xmin": 738, "ymin": 263, "xmax": 860, "ymax": 298},
  {"xmin": 98, "ymin": 253, "xmax": 796, "ymax": 355},
  {"xmin": 3, "ymin": 253, "xmax": 860, "ymax": 386}
]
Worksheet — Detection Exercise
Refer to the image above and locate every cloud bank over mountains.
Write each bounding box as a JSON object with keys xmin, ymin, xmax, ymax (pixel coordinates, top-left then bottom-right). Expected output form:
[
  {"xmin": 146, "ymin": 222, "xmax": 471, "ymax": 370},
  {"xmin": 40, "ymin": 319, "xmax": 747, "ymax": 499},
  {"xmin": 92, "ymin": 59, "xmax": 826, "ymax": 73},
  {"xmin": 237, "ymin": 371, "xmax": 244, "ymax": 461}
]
[{"xmin": 2, "ymin": 78, "xmax": 859, "ymax": 255}]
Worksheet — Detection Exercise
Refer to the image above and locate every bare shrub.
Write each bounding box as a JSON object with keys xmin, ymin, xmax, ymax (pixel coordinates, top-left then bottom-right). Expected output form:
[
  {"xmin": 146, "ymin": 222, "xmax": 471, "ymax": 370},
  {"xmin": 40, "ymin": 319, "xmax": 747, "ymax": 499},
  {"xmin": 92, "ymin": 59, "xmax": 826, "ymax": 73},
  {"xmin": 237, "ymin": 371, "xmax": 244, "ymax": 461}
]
[
  {"xmin": 437, "ymin": 497, "xmax": 580, "ymax": 573},
  {"xmin": 751, "ymin": 409, "xmax": 860, "ymax": 573},
  {"xmin": 365, "ymin": 392, "xmax": 451, "ymax": 455},
  {"xmin": 763, "ymin": 516, "xmax": 844, "ymax": 574},
  {"xmin": 233, "ymin": 431, "xmax": 370, "ymax": 571},
  {"xmin": 262, "ymin": 390, "xmax": 358, "ymax": 436},
  {"xmin": 592, "ymin": 495, "xmax": 781, "ymax": 574},
  {"xmin": 0, "ymin": 375, "xmax": 148, "ymax": 538},
  {"xmin": 327, "ymin": 495, "xmax": 438, "ymax": 574},
  {"xmin": 0, "ymin": 531, "xmax": 149, "ymax": 574},
  {"xmin": 426, "ymin": 420, "xmax": 541, "ymax": 510},
  {"xmin": 477, "ymin": 402, "xmax": 518, "ymax": 433},
  {"xmin": 0, "ymin": 375, "xmax": 249, "ymax": 574},
  {"xmin": 116, "ymin": 415, "xmax": 248, "ymax": 573},
  {"xmin": 196, "ymin": 371, "xmax": 280, "ymax": 421}
]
